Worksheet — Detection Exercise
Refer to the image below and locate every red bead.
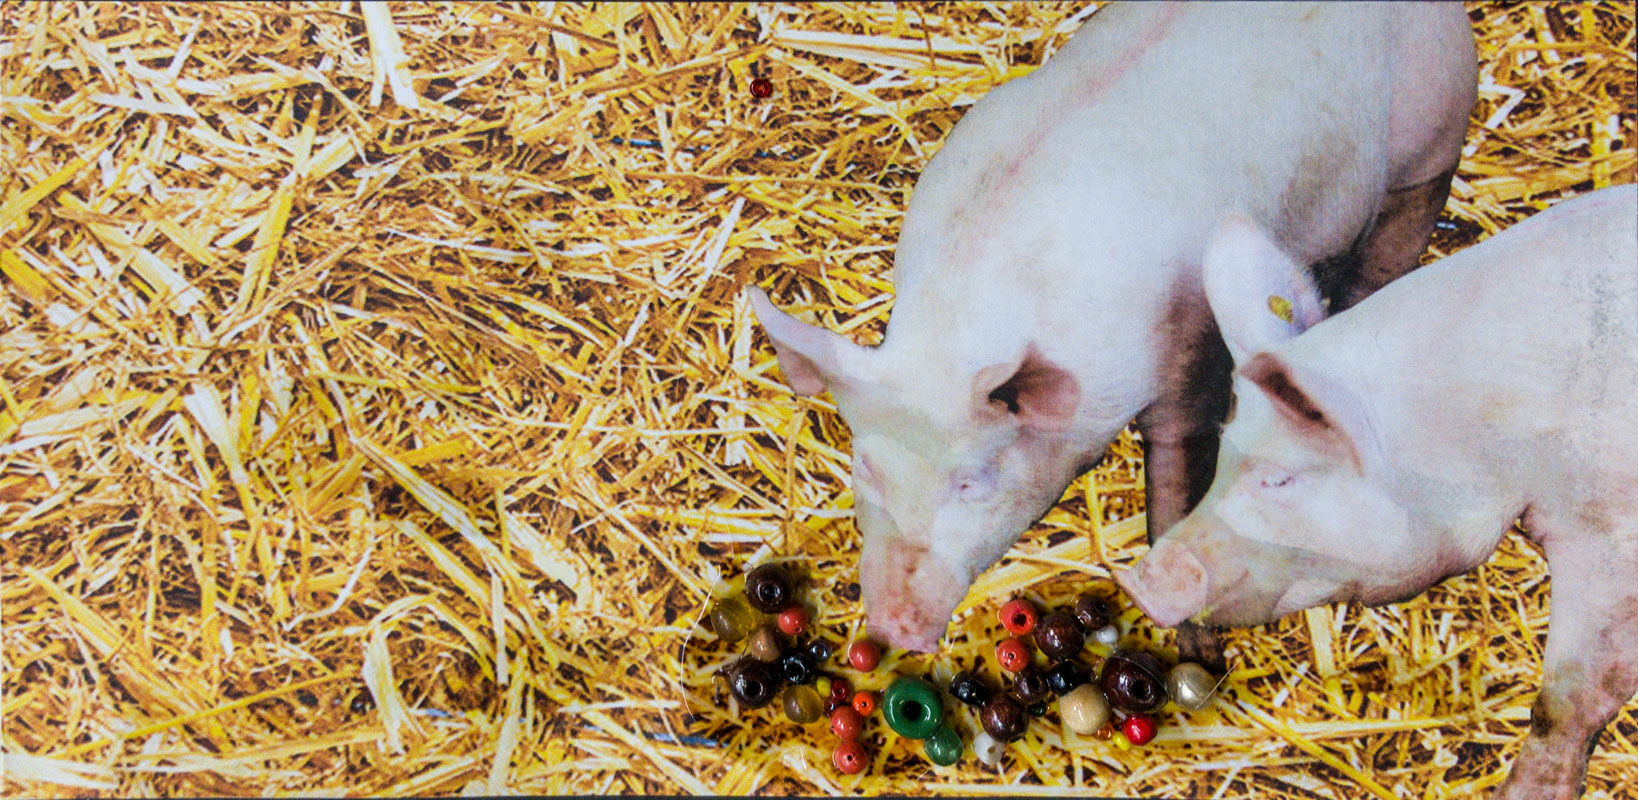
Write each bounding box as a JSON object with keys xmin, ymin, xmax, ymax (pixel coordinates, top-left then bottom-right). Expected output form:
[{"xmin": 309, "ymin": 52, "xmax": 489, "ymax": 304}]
[
  {"xmin": 847, "ymin": 640, "xmax": 881, "ymax": 672},
  {"xmin": 833, "ymin": 740, "xmax": 867, "ymax": 773},
  {"xmin": 1121, "ymin": 713, "xmax": 1157, "ymax": 745},
  {"xmin": 995, "ymin": 637, "xmax": 1030, "ymax": 672},
  {"xmin": 828, "ymin": 677, "xmax": 852, "ymax": 704},
  {"xmin": 998, "ymin": 598, "xmax": 1038, "ymax": 636},
  {"xmin": 750, "ymin": 78, "xmax": 773, "ymax": 99},
  {"xmin": 777, "ymin": 606, "xmax": 809, "ymax": 636},
  {"xmin": 830, "ymin": 706, "xmax": 864, "ymax": 741},
  {"xmin": 851, "ymin": 690, "xmax": 878, "ymax": 716}
]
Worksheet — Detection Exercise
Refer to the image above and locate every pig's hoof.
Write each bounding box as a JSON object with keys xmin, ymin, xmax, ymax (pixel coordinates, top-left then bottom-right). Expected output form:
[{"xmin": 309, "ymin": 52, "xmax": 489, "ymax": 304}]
[{"xmin": 1175, "ymin": 622, "xmax": 1228, "ymax": 675}]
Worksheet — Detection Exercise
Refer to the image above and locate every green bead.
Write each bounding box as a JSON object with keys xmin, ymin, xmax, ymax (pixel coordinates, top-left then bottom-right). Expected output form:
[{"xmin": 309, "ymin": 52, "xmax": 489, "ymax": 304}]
[
  {"xmin": 882, "ymin": 676, "xmax": 943, "ymax": 740},
  {"xmin": 923, "ymin": 724, "xmax": 962, "ymax": 766},
  {"xmin": 709, "ymin": 596, "xmax": 755, "ymax": 643},
  {"xmin": 783, "ymin": 685, "xmax": 823, "ymax": 724}
]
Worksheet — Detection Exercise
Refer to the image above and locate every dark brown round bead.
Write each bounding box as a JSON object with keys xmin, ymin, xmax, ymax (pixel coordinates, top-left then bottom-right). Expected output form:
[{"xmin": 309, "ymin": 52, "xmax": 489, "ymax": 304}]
[
  {"xmin": 1011, "ymin": 666, "xmax": 1051, "ymax": 707},
  {"xmin": 726, "ymin": 656, "xmax": 781, "ymax": 709},
  {"xmin": 1099, "ymin": 650, "xmax": 1168, "ymax": 714},
  {"xmin": 979, "ymin": 694, "xmax": 1028, "ymax": 742},
  {"xmin": 1073, "ymin": 593, "xmax": 1115, "ymax": 632},
  {"xmin": 1034, "ymin": 612, "xmax": 1085, "ymax": 661},
  {"xmin": 744, "ymin": 563, "xmax": 794, "ymax": 613}
]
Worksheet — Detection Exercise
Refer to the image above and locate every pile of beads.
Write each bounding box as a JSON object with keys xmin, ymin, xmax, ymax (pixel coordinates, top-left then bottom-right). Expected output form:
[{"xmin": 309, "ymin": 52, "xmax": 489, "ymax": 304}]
[
  {"xmin": 942, "ymin": 591, "xmax": 1219, "ymax": 763},
  {"xmin": 707, "ymin": 567, "xmax": 1221, "ymax": 773},
  {"xmin": 708, "ymin": 562, "xmax": 893, "ymax": 774}
]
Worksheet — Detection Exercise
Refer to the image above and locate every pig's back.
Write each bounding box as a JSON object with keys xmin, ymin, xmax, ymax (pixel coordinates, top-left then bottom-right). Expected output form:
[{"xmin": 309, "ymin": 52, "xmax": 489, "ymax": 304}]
[
  {"xmin": 894, "ymin": 2, "xmax": 1409, "ymax": 321},
  {"xmin": 1300, "ymin": 185, "xmax": 1638, "ymax": 496}
]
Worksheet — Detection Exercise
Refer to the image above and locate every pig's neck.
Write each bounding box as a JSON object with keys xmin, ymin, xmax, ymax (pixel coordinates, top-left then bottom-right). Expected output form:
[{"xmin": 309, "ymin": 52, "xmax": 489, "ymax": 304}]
[{"xmin": 1291, "ymin": 235, "xmax": 1623, "ymax": 573}]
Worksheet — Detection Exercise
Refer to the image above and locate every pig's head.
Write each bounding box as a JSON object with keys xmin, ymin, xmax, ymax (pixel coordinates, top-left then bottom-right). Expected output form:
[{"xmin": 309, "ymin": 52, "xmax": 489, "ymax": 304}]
[
  {"xmin": 746, "ymin": 287, "xmax": 1098, "ymax": 652},
  {"xmin": 1119, "ymin": 215, "xmax": 1447, "ymax": 629}
]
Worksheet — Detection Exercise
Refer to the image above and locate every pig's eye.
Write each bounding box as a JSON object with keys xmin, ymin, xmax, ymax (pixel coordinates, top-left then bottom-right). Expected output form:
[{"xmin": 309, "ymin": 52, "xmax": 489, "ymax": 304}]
[
  {"xmin": 1259, "ymin": 472, "xmax": 1293, "ymax": 489},
  {"xmin": 954, "ymin": 469, "xmax": 996, "ymax": 502}
]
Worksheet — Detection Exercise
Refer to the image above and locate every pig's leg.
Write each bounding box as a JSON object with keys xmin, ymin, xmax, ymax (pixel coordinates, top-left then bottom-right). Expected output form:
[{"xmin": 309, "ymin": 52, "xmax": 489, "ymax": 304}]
[
  {"xmin": 1335, "ymin": 166, "xmax": 1459, "ymax": 312},
  {"xmin": 1136, "ymin": 290, "xmax": 1234, "ymax": 673},
  {"xmin": 1496, "ymin": 525, "xmax": 1638, "ymax": 800}
]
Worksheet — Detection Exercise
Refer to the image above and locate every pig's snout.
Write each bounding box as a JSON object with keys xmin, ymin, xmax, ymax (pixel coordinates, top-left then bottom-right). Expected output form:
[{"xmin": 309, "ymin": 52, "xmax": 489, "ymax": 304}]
[
  {"xmin": 1117, "ymin": 538, "xmax": 1209, "ymax": 628},
  {"xmin": 860, "ymin": 537, "xmax": 966, "ymax": 653}
]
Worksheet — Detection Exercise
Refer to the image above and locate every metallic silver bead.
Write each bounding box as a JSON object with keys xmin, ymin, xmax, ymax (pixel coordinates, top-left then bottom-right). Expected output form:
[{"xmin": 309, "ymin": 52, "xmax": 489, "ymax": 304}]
[{"xmin": 1167, "ymin": 662, "xmax": 1217, "ymax": 711}]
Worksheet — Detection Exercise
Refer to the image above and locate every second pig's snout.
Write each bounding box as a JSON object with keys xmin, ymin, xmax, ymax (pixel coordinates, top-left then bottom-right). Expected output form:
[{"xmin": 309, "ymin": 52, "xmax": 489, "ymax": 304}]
[{"xmin": 1117, "ymin": 538, "xmax": 1210, "ymax": 628}]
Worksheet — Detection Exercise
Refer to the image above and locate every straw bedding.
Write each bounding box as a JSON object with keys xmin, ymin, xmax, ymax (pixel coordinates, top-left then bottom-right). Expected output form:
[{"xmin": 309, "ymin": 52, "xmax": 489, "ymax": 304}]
[{"xmin": 1, "ymin": 2, "xmax": 1633, "ymax": 797}]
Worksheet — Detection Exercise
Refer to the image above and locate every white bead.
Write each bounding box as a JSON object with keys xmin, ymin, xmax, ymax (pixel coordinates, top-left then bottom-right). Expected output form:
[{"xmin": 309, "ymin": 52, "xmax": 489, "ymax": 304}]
[
  {"xmin": 1094, "ymin": 624, "xmax": 1120, "ymax": 647},
  {"xmin": 973, "ymin": 730, "xmax": 1004, "ymax": 766}
]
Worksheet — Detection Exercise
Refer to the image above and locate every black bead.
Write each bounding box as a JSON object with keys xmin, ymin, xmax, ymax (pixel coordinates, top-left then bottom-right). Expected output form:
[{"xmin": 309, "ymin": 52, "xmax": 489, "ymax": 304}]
[
  {"xmin": 949, "ymin": 670, "xmax": 992, "ymax": 708},
  {"xmin": 1099, "ymin": 650, "xmax": 1168, "ymax": 714},
  {"xmin": 1034, "ymin": 611, "xmax": 1085, "ymax": 661},
  {"xmin": 726, "ymin": 656, "xmax": 781, "ymax": 709},
  {"xmin": 744, "ymin": 563, "xmax": 794, "ymax": 613},
  {"xmin": 803, "ymin": 638, "xmax": 834, "ymax": 665},
  {"xmin": 1027, "ymin": 702, "xmax": 1048, "ymax": 717},
  {"xmin": 1045, "ymin": 661, "xmax": 1089, "ymax": 696},
  {"xmin": 1073, "ymin": 593, "xmax": 1115, "ymax": 632},
  {"xmin": 1011, "ymin": 666, "xmax": 1051, "ymax": 707},
  {"xmin": 778, "ymin": 651, "xmax": 817, "ymax": 685}
]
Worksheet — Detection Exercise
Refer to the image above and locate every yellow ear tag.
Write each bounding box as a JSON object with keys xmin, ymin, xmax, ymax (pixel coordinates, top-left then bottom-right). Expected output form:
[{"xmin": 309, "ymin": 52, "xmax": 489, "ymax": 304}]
[{"xmin": 1267, "ymin": 294, "xmax": 1294, "ymax": 324}]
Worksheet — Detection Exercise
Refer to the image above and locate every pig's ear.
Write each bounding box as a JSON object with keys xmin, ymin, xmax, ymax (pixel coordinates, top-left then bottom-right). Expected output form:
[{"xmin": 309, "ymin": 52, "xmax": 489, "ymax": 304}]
[
  {"xmin": 973, "ymin": 345, "xmax": 1079, "ymax": 433},
  {"xmin": 1202, "ymin": 213, "xmax": 1326, "ymax": 365},
  {"xmin": 746, "ymin": 286, "xmax": 871, "ymax": 396},
  {"xmin": 1242, "ymin": 353, "xmax": 1375, "ymax": 471}
]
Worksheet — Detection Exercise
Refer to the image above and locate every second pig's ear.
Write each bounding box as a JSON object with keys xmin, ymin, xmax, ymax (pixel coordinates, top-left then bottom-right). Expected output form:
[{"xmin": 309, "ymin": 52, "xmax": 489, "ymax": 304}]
[
  {"xmin": 1202, "ymin": 213, "xmax": 1326, "ymax": 365},
  {"xmin": 747, "ymin": 286, "xmax": 872, "ymax": 397},
  {"xmin": 973, "ymin": 344, "xmax": 1079, "ymax": 433},
  {"xmin": 1241, "ymin": 353, "xmax": 1374, "ymax": 472}
]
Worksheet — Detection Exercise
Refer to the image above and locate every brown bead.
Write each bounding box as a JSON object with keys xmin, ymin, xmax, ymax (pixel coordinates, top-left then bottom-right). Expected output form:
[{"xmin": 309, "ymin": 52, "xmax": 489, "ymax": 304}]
[
  {"xmin": 1033, "ymin": 612, "xmax": 1085, "ymax": 661},
  {"xmin": 725, "ymin": 657, "xmax": 780, "ymax": 709},
  {"xmin": 1099, "ymin": 650, "xmax": 1167, "ymax": 714},
  {"xmin": 744, "ymin": 563, "xmax": 794, "ymax": 613},
  {"xmin": 748, "ymin": 624, "xmax": 783, "ymax": 663},
  {"xmin": 1011, "ymin": 666, "xmax": 1051, "ymax": 707},
  {"xmin": 979, "ymin": 694, "xmax": 1028, "ymax": 742},
  {"xmin": 1073, "ymin": 593, "xmax": 1114, "ymax": 632}
]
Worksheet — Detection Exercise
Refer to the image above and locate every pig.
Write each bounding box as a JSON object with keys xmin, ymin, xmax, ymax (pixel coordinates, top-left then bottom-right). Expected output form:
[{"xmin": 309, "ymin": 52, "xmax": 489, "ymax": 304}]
[
  {"xmin": 746, "ymin": 2, "xmax": 1478, "ymax": 658},
  {"xmin": 1117, "ymin": 184, "xmax": 1638, "ymax": 799}
]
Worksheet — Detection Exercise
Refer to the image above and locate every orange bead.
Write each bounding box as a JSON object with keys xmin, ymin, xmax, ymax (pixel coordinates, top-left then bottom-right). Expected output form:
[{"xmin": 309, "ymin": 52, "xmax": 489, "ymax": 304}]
[
  {"xmin": 995, "ymin": 636, "xmax": 1030, "ymax": 672},
  {"xmin": 851, "ymin": 690, "xmax": 879, "ymax": 716},
  {"xmin": 998, "ymin": 598, "xmax": 1038, "ymax": 636}
]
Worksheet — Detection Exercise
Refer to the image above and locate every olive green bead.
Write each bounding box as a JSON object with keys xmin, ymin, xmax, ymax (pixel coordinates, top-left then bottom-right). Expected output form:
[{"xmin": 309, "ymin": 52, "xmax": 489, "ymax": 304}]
[
  {"xmin": 709, "ymin": 596, "xmax": 755, "ymax": 643},
  {"xmin": 783, "ymin": 684, "xmax": 824, "ymax": 724},
  {"xmin": 882, "ymin": 676, "xmax": 944, "ymax": 740},
  {"xmin": 923, "ymin": 724, "xmax": 962, "ymax": 766}
]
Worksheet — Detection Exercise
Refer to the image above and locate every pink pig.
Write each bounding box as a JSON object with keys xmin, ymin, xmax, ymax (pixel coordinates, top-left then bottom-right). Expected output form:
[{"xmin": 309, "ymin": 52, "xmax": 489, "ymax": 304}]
[
  {"xmin": 1118, "ymin": 184, "xmax": 1638, "ymax": 799},
  {"xmin": 749, "ymin": 2, "xmax": 1476, "ymax": 658}
]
